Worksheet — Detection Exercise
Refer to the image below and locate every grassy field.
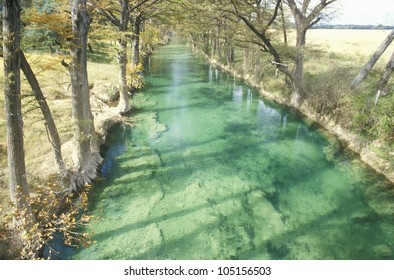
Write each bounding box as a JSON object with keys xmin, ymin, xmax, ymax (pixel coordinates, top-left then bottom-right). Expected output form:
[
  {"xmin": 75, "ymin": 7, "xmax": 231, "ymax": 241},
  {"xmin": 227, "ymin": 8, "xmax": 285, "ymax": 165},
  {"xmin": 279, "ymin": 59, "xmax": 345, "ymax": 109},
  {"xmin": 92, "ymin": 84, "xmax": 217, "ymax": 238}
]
[
  {"xmin": 308, "ymin": 29, "xmax": 394, "ymax": 60},
  {"xmin": 304, "ymin": 29, "xmax": 394, "ymax": 75}
]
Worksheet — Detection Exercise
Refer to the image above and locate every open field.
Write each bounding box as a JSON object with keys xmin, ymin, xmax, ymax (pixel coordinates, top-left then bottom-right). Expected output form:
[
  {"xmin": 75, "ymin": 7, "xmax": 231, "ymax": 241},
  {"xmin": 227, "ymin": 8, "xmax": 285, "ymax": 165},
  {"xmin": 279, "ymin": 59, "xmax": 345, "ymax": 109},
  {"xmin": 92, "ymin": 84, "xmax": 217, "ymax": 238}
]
[
  {"xmin": 307, "ymin": 29, "xmax": 394, "ymax": 60},
  {"xmin": 305, "ymin": 29, "xmax": 394, "ymax": 73}
]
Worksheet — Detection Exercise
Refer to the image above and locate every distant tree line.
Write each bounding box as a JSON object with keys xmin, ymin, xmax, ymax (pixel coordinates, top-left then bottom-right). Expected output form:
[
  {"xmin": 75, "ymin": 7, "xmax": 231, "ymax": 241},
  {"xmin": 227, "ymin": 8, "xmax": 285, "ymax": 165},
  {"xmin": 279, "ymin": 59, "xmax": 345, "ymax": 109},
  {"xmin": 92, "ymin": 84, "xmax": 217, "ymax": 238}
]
[{"xmin": 313, "ymin": 24, "xmax": 394, "ymax": 29}]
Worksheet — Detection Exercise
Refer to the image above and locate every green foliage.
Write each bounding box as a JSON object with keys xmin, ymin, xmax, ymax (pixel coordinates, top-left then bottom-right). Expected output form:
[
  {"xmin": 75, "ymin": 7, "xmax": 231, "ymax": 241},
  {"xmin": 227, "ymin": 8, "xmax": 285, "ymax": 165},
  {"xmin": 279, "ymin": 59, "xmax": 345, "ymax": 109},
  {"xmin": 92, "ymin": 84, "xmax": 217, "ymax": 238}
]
[
  {"xmin": 352, "ymin": 96, "xmax": 394, "ymax": 141},
  {"xmin": 3, "ymin": 184, "xmax": 94, "ymax": 259},
  {"xmin": 127, "ymin": 63, "xmax": 145, "ymax": 90},
  {"xmin": 32, "ymin": 0, "xmax": 57, "ymax": 13},
  {"xmin": 22, "ymin": 1, "xmax": 71, "ymax": 51}
]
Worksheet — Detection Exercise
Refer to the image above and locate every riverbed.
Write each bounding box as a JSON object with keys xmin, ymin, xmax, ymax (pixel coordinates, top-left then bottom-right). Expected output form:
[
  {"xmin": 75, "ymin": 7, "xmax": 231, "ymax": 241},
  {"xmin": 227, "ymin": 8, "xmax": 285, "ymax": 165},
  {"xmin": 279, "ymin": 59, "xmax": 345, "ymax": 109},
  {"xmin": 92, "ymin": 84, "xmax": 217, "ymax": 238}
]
[{"xmin": 65, "ymin": 43, "xmax": 394, "ymax": 260}]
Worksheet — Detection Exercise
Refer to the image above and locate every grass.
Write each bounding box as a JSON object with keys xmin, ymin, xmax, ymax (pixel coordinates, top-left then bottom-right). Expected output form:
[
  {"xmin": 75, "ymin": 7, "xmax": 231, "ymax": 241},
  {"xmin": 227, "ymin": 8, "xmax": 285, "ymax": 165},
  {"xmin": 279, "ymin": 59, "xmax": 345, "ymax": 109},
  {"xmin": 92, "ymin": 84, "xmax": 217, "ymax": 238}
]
[
  {"xmin": 302, "ymin": 30, "xmax": 394, "ymax": 141},
  {"xmin": 307, "ymin": 29, "xmax": 394, "ymax": 62},
  {"xmin": 0, "ymin": 51, "xmax": 119, "ymax": 177}
]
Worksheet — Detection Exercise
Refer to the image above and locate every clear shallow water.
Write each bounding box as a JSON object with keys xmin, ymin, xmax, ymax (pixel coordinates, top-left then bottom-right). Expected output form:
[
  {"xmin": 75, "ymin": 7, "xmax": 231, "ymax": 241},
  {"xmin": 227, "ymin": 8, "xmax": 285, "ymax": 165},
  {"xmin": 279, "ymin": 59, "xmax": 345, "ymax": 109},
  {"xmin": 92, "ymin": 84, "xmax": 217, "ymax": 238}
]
[{"xmin": 67, "ymin": 43, "xmax": 394, "ymax": 260}]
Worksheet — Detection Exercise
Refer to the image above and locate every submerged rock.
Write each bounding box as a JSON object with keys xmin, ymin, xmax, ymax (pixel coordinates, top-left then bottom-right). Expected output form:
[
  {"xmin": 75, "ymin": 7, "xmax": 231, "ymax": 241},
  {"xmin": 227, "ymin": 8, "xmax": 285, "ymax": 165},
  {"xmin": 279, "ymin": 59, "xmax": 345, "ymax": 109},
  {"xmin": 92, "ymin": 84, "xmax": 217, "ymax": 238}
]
[
  {"xmin": 373, "ymin": 244, "xmax": 392, "ymax": 259},
  {"xmin": 350, "ymin": 211, "xmax": 379, "ymax": 224}
]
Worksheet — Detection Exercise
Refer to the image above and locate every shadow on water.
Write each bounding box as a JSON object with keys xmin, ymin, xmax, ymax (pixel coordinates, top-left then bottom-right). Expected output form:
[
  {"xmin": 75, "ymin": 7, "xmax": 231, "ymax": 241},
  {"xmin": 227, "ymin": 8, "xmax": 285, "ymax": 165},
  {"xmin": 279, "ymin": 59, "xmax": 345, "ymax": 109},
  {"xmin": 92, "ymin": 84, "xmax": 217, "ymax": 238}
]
[{"xmin": 89, "ymin": 174, "xmax": 393, "ymax": 260}]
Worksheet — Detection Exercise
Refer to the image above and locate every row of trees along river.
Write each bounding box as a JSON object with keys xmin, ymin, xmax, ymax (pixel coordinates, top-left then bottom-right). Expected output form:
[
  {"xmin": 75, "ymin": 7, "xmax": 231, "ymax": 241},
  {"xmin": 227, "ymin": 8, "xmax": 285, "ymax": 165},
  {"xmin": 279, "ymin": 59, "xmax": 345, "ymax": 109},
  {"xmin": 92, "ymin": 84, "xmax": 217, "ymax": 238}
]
[{"xmin": 0, "ymin": 0, "xmax": 393, "ymax": 259}]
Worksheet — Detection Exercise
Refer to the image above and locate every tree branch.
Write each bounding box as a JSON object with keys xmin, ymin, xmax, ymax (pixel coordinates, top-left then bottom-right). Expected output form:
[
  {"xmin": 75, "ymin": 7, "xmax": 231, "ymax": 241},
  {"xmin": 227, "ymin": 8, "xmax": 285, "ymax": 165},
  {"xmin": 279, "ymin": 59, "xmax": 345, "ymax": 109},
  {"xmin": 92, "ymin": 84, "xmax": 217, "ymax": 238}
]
[
  {"xmin": 87, "ymin": 0, "xmax": 121, "ymax": 27},
  {"xmin": 267, "ymin": 0, "xmax": 282, "ymax": 27}
]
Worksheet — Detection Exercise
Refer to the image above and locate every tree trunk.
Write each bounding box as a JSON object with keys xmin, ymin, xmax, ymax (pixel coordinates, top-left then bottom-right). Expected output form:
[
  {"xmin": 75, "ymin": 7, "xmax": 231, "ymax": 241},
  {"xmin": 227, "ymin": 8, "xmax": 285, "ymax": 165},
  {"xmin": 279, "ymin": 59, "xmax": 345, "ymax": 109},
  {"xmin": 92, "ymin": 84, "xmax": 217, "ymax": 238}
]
[
  {"xmin": 286, "ymin": 0, "xmax": 337, "ymax": 106},
  {"xmin": 211, "ymin": 34, "xmax": 216, "ymax": 58},
  {"xmin": 68, "ymin": 0, "xmax": 99, "ymax": 190},
  {"xmin": 3, "ymin": 0, "xmax": 32, "ymax": 212},
  {"xmin": 351, "ymin": 30, "xmax": 394, "ymax": 89},
  {"xmin": 291, "ymin": 28, "xmax": 306, "ymax": 107},
  {"xmin": 116, "ymin": 0, "xmax": 131, "ymax": 114},
  {"xmin": 131, "ymin": 16, "xmax": 141, "ymax": 67},
  {"xmin": 242, "ymin": 49, "xmax": 248, "ymax": 73},
  {"xmin": 203, "ymin": 33, "xmax": 210, "ymax": 56},
  {"xmin": 375, "ymin": 50, "xmax": 394, "ymax": 105},
  {"xmin": 253, "ymin": 53, "xmax": 261, "ymax": 78},
  {"xmin": 117, "ymin": 37, "xmax": 131, "ymax": 114},
  {"xmin": 279, "ymin": 1, "xmax": 288, "ymax": 45},
  {"xmin": 20, "ymin": 51, "xmax": 68, "ymax": 183}
]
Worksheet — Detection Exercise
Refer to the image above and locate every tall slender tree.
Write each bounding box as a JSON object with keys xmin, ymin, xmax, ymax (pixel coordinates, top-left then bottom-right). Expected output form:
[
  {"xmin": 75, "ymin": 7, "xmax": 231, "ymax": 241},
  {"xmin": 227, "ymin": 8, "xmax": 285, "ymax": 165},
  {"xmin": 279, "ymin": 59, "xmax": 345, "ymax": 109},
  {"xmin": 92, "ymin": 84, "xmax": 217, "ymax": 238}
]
[
  {"xmin": 65, "ymin": 0, "xmax": 101, "ymax": 190},
  {"xmin": 3, "ymin": 0, "xmax": 31, "ymax": 211}
]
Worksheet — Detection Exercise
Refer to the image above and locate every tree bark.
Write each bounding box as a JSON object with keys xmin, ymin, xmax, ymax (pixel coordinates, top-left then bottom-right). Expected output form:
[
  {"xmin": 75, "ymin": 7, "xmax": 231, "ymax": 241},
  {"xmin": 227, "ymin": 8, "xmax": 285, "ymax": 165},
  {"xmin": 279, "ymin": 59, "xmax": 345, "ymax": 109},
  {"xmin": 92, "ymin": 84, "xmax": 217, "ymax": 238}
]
[
  {"xmin": 242, "ymin": 49, "xmax": 248, "ymax": 73},
  {"xmin": 19, "ymin": 51, "xmax": 68, "ymax": 182},
  {"xmin": 217, "ymin": 25, "xmax": 222, "ymax": 61},
  {"xmin": 3, "ymin": 0, "xmax": 31, "ymax": 211},
  {"xmin": 351, "ymin": 30, "xmax": 394, "ymax": 89}
]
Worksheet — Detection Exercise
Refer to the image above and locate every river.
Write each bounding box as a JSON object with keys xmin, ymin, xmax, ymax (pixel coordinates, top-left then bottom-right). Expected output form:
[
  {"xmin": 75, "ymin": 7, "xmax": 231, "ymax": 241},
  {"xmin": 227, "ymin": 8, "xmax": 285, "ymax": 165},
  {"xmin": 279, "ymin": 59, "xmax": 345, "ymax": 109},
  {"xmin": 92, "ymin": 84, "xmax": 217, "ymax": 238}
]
[{"xmin": 63, "ymin": 43, "xmax": 394, "ymax": 260}]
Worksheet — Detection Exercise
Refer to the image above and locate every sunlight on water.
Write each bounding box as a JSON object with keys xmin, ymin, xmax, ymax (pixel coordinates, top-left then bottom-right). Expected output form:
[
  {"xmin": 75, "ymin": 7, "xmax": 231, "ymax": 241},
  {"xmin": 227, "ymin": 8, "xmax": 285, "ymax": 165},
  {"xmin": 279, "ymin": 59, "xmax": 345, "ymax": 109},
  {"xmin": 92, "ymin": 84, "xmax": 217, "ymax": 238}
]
[{"xmin": 65, "ymin": 43, "xmax": 394, "ymax": 260}]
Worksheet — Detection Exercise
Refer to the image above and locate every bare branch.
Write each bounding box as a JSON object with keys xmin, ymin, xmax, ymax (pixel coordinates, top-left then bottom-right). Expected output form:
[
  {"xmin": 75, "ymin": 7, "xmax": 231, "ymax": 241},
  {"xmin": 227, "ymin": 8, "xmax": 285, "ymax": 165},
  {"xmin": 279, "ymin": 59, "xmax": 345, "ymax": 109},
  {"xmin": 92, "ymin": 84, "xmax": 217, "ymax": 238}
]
[{"xmin": 267, "ymin": 0, "xmax": 282, "ymax": 27}]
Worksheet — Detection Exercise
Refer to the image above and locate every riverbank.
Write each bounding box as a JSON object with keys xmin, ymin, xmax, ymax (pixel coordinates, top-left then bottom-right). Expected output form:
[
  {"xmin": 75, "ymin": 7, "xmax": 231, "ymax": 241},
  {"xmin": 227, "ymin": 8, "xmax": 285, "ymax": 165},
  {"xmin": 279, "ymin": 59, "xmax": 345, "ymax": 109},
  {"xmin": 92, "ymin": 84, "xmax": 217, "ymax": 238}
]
[{"xmin": 207, "ymin": 57, "xmax": 394, "ymax": 185}]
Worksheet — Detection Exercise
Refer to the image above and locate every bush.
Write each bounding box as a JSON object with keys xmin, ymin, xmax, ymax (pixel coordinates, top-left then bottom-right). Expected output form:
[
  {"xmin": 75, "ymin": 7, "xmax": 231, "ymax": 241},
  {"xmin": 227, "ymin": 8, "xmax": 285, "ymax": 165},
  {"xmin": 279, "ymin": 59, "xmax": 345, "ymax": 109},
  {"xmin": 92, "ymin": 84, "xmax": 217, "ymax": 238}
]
[
  {"xmin": 304, "ymin": 66, "xmax": 354, "ymax": 115},
  {"xmin": 352, "ymin": 96, "xmax": 394, "ymax": 141}
]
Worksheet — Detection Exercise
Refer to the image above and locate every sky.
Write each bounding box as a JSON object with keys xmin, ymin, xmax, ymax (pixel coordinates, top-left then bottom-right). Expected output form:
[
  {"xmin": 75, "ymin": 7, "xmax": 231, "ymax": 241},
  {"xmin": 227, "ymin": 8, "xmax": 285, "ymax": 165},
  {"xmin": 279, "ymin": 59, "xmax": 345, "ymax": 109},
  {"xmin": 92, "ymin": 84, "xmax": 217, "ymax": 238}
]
[{"xmin": 330, "ymin": 0, "xmax": 394, "ymax": 25}]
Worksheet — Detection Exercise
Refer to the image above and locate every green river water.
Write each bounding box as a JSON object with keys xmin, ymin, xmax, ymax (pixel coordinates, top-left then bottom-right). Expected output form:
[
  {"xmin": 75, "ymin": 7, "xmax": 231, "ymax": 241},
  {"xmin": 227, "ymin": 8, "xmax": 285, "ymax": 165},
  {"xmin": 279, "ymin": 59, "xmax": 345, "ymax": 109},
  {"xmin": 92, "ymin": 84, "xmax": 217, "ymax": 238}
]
[{"xmin": 65, "ymin": 43, "xmax": 394, "ymax": 260}]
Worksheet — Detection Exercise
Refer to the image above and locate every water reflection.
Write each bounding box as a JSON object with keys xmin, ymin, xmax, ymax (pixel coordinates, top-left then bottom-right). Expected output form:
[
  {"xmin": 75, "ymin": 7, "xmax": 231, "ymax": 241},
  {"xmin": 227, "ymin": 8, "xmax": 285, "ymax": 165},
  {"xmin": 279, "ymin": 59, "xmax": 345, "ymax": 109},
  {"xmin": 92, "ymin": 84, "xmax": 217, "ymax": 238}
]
[
  {"xmin": 232, "ymin": 85, "xmax": 243, "ymax": 103},
  {"xmin": 100, "ymin": 126, "xmax": 128, "ymax": 177},
  {"xmin": 246, "ymin": 88, "xmax": 253, "ymax": 110}
]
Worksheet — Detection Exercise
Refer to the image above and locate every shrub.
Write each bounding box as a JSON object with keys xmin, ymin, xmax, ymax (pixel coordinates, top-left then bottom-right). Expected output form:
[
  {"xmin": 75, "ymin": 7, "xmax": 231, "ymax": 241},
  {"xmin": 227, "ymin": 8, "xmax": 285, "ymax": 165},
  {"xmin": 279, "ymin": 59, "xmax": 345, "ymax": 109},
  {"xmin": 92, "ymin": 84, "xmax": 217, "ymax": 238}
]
[{"xmin": 304, "ymin": 66, "xmax": 354, "ymax": 115}]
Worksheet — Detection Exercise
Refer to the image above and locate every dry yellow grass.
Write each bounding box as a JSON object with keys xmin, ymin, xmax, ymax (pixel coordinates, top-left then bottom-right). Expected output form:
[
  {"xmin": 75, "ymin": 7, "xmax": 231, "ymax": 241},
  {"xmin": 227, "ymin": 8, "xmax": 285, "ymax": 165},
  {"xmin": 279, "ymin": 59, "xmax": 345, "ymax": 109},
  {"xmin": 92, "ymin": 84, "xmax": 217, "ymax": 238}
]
[{"xmin": 306, "ymin": 29, "xmax": 394, "ymax": 67}]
